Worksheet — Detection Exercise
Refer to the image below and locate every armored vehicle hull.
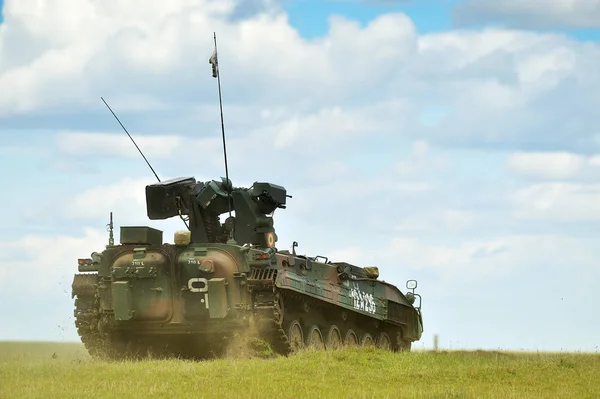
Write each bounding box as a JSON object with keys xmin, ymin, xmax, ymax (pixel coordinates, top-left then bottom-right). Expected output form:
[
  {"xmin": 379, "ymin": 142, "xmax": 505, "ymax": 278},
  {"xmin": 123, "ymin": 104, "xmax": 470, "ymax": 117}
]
[{"xmin": 72, "ymin": 178, "xmax": 423, "ymax": 359}]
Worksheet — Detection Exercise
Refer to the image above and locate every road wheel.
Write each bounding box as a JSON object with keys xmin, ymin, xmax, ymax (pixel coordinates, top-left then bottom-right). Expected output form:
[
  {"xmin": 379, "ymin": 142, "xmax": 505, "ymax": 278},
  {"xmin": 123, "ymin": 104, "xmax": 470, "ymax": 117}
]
[
  {"xmin": 287, "ymin": 320, "xmax": 304, "ymax": 352},
  {"xmin": 326, "ymin": 325, "xmax": 342, "ymax": 349},
  {"xmin": 306, "ymin": 326, "xmax": 325, "ymax": 349}
]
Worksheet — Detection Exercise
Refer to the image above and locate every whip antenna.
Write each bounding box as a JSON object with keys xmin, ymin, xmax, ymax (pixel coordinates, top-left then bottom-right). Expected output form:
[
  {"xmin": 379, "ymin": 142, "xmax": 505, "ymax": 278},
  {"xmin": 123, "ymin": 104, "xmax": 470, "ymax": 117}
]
[
  {"xmin": 209, "ymin": 32, "xmax": 233, "ymax": 219},
  {"xmin": 101, "ymin": 96, "xmax": 161, "ymax": 182},
  {"xmin": 100, "ymin": 97, "xmax": 190, "ymax": 229}
]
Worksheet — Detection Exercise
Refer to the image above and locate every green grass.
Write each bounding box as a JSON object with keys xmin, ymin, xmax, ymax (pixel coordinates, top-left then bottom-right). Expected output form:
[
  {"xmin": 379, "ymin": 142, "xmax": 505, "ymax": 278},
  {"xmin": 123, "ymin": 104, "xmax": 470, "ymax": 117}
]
[{"xmin": 1, "ymin": 341, "xmax": 599, "ymax": 398}]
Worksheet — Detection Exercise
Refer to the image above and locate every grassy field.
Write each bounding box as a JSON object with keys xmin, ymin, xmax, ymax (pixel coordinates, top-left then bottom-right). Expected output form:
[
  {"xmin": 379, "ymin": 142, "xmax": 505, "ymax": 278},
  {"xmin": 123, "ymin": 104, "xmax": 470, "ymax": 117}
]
[{"xmin": 0, "ymin": 341, "xmax": 598, "ymax": 398}]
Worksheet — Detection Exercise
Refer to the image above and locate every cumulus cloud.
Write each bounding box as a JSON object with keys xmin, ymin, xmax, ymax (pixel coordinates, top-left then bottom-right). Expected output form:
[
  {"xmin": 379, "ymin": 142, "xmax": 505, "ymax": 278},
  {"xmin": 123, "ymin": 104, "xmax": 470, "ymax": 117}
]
[
  {"xmin": 389, "ymin": 209, "xmax": 478, "ymax": 233},
  {"xmin": 396, "ymin": 139, "xmax": 447, "ymax": 177},
  {"xmin": 507, "ymin": 151, "xmax": 586, "ymax": 180},
  {"xmin": 57, "ymin": 132, "xmax": 185, "ymax": 159},
  {"xmin": 453, "ymin": 0, "xmax": 600, "ymax": 29},
  {"xmin": 2, "ymin": 1, "xmax": 600, "ymax": 152},
  {"xmin": 0, "ymin": 0, "xmax": 414, "ymax": 112},
  {"xmin": 589, "ymin": 155, "xmax": 600, "ymax": 166},
  {"xmin": 67, "ymin": 177, "xmax": 149, "ymax": 220},
  {"xmin": 382, "ymin": 234, "xmax": 598, "ymax": 280},
  {"xmin": 312, "ymin": 234, "xmax": 598, "ymax": 288},
  {"xmin": 0, "ymin": 228, "xmax": 108, "ymax": 294},
  {"xmin": 511, "ymin": 182, "xmax": 600, "ymax": 221}
]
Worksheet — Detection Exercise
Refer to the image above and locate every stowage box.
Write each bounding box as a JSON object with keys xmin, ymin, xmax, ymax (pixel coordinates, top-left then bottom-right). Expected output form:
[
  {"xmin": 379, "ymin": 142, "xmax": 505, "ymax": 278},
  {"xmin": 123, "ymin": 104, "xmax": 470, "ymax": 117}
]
[{"xmin": 120, "ymin": 226, "xmax": 163, "ymax": 246}]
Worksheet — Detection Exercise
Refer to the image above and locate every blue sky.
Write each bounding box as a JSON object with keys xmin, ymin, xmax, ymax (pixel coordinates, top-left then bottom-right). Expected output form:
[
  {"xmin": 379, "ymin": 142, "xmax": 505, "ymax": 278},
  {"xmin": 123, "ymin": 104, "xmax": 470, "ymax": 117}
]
[
  {"xmin": 283, "ymin": 0, "xmax": 453, "ymax": 37},
  {"xmin": 1, "ymin": 0, "xmax": 600, "ymax": 353},
  {"xmin": 283, "ymin": 0, "xmax": 600, "ymax": 40}
]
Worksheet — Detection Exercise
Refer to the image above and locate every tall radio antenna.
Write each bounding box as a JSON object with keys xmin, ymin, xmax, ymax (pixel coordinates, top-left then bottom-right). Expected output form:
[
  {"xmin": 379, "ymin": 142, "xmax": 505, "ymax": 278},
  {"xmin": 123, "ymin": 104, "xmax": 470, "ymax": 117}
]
[{"xmin": 209, "ymin": 32, "xmax": 233, "ymax": 220}]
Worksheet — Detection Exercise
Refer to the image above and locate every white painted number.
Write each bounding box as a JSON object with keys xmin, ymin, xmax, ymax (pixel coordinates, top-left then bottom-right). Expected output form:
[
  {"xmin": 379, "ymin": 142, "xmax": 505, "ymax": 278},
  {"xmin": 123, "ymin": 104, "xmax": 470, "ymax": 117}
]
[
  {"xmin": 349, "ymin": 283, "xmax": 376, "ymax": 314},
  {"xmin": 132, "ymin": 260, "xmax": 144, "ymax": 266},
  {"xmin": 187, "ymin": 278, "xmax": 210, "ymax": 309}
]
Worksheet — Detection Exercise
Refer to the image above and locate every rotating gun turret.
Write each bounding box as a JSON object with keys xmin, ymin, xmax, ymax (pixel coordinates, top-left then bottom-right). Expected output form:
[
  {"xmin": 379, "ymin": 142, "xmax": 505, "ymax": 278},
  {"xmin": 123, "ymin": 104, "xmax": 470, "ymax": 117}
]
[{"xmin": 144, "ymin": 176, "xmax": 289, "ymax": 248}]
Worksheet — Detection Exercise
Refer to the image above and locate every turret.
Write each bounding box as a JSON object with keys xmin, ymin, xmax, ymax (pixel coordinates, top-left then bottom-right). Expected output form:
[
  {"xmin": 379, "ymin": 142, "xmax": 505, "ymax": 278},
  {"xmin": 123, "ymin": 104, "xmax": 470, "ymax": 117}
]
[{"xmin": 144, "ymin": 176, "xmax": 289, "ymax": 248}]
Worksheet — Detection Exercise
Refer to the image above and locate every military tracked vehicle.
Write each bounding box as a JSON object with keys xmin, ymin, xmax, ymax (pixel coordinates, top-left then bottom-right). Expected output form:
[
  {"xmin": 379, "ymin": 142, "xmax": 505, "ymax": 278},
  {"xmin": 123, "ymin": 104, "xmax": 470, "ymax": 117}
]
[
  {"xmin": 72, "ymin": 176, "xmax": 423, "ymax": 359},
  {"xmin": 71, "ymin": 33, "xmax": 423, "ymax": 360}
]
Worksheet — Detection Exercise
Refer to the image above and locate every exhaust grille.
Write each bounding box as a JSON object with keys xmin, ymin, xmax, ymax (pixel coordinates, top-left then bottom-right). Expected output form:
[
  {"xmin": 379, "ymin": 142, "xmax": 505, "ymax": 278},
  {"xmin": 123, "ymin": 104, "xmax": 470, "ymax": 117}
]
[{"xmin": 249, "ymin": 267, "xmax": 278, "ymax": 281}]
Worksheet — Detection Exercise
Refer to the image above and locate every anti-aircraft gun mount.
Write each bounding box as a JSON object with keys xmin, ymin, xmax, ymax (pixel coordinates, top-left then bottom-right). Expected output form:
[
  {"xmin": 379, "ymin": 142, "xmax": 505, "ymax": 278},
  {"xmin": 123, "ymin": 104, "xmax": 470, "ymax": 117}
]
[
  {"xmin": 71, "ymin": 34, "xmax": 423, "ymax": 360},
  {"xmin": 145, "ymin": 176, "xmax": 290, "ymax": 248}
]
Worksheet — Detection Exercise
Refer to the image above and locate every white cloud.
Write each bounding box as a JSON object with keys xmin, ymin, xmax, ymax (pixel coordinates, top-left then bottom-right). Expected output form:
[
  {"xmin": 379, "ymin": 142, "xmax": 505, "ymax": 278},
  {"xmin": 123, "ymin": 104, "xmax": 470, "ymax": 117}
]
[
  {"xmin": 385, "ymin": 236, "xmax": 511, "ymax": 277},
  {"xmin": 396, "ymin": 139, "xmax": 446, "ymax": 177},
  {"xmin": 389, "ymin": 209, "xmax": 478, "ymax": 233},
  {"xmin": 2, "ymin": 1, "xmax": 600, "ymax": 152},
  {"xmin": 270, "ymin": 106, "xmax": 384, "ymax": 149},
  {"xmin": 373, "ymin": 234, "xmax": 600, "ymax": 296},
  {"xmin": 0, "ymin": 228, "xmax": 108, "ymax": 294},
  {"xmin": 0, "ymin": 0, "xmax": 235, "ymax": 113},
  {"xmin": 0, "ymin": 3, "xmax": 297, "ymax": 111},
  {"xmin": 505, "ymin": 152, "xmax": 600, "ymax": 222},
  {"xmin": 588, "ymin": 155, "xmax": 600, "ymax": 166},
  {"xmin": 453, "ymin": 0, "xmax": 600, "ymax": 29},
  {"xmin": 507, "ymin": 151, "xmax": 586, "ymax": 180},
  {"xmin": 53, "ymin": 130, "xmax": 267, "ymax": 175},
  {"xmin": 57, "ymin": 132, "xmax": 185, "ymax": 159},
  {"xmin": 327, "ymin": 247, "xmax": 365, "ymax": 265},
  {"xmin": 307, "ymin": 234, "xmax": 597, "ymax": 288},
  {"xmin": 511, "ymin": 182, "xmax": 600, "ymax": 221},
  {"xmin": 67, "ymin": 177, "xmax": 149, "ymax": 220},
  {"xmin": 412, "ymin": 139, "xmax": 429, "ymax": 157}
]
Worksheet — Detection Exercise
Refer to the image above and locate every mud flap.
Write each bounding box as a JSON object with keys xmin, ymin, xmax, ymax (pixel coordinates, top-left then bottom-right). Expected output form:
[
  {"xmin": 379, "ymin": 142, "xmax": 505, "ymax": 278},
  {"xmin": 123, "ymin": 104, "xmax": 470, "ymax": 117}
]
[
  {"xmin": 208, "ymin": 278, "xmax": 228, "ymax": 319},
  {"xmin": 112, "ymin": 281, "xmax": 134, "ymax": 321}
]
